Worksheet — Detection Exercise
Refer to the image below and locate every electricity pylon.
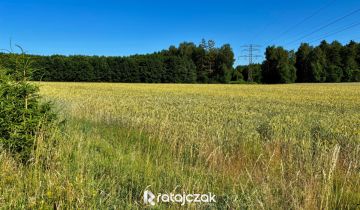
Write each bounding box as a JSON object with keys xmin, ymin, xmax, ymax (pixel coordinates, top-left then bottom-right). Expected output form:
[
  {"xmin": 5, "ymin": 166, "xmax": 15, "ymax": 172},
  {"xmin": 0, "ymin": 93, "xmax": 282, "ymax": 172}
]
[{"xmin": 239, "ymin": 44, "xmax": 262, "ymax": 82}]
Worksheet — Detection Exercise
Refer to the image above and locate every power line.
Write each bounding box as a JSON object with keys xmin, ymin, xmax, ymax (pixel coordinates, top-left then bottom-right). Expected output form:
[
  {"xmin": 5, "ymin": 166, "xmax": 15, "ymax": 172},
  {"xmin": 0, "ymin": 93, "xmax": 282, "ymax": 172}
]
[
  {"xmin": 308, "ymin": 21, "xmax": 360, "ymax": 44},
  {"xmin": 252, "ymin": 18, "xmax": 276, "ymax": 43},
  {"xmin": 284, "ymin": 7, "xmax": 360, "ymax": 47},
  {"xmin": 265, "ymin": 0, "xmax": 336, "ymax": 46},
  {"xmin": 239, "ymin": 44, "xmax": 262, "ymax": 82}
]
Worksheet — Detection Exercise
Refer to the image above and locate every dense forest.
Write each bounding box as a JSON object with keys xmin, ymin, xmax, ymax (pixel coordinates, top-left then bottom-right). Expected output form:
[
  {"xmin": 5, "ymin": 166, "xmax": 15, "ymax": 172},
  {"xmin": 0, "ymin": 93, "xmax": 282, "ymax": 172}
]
[
  {"xmin": 0, "ymin": 39, "xmax": 359, "ymax": 83},
  {"xmin": 236, "ymin": 40, "xmax": 360, "ymax": 83}
]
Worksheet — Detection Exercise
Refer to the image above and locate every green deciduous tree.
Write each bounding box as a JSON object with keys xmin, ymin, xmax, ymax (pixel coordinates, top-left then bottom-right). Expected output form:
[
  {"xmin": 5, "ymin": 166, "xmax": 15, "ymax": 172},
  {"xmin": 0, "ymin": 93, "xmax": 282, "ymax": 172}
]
[
  {"xmin": 164, "ymin": 56, "xmax": 196, "ymax": 83},
  {"xmin": 295, "ymin": 43, "xmax": 312, "ymax": 82},
  {"xmin": 261, "ymin": 46, "xmax": 296, "ymax": 84},
  {"xmin": 341, "ymin": 41, "xmax": 358, "ymax": 82},
  {"xmin": 308, "ymin": 47, "xmax": 327, "ymax": 82}
]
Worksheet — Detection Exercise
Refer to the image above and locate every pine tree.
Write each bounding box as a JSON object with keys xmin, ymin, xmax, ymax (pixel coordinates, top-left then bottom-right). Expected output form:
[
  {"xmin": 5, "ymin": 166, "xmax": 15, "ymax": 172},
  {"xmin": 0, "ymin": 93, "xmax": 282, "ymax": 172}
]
[{"xmin": 0, "ymin": 48, "xmax": 56, "ymax": 162}]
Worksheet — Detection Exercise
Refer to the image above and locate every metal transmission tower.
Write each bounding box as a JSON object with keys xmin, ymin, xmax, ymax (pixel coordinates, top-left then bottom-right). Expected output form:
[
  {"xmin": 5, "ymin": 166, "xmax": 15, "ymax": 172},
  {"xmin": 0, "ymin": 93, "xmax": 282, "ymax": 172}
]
[{"xmin": 239, "ymin": 44, "xmax": 262, "ymax": 82}]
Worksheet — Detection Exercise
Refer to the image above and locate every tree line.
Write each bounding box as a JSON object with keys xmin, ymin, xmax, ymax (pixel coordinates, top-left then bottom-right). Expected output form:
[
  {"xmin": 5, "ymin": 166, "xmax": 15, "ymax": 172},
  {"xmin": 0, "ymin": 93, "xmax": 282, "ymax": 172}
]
[
  {"xmin": 235, "ymin": 40, "xmax": 360, "ymax": 83},
  {"xmin": 0, "ymin": 39, "xmax": 234, "ymax": 84},
  {"xmin": 0, "ymin": 39, "xmax": 359, "ymax": 83}
]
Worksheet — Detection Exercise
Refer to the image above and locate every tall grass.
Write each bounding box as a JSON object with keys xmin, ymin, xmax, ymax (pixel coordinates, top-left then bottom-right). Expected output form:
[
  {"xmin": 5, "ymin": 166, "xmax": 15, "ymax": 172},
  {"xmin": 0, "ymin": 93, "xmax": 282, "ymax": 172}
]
[{"xmin": 1, "ymin": 82, "xmax": 359, "ymax": 209}]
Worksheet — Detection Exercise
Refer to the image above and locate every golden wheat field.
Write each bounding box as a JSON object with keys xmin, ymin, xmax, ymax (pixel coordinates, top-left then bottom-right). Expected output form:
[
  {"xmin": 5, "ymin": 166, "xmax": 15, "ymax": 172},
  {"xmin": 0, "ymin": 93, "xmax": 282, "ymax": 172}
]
[{"xmin": 1, "ymin": 82, "xmax": 360, "ymax": 209}]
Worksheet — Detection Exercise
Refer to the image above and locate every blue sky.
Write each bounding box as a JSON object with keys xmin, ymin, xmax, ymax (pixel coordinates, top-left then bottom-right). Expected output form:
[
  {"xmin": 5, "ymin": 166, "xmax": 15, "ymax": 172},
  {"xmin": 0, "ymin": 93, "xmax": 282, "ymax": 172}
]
[{"xmin": 1, "ymin": 0, "xmax": 360, "ymax": 65}]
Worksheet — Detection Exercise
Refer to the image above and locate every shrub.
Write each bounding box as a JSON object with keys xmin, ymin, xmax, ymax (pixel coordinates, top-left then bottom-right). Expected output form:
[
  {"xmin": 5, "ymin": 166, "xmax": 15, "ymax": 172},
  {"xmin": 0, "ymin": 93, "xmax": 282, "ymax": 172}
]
[{"xmin": 0, "ymin": 48, "xmax": 56, "ymax": 162}]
